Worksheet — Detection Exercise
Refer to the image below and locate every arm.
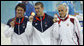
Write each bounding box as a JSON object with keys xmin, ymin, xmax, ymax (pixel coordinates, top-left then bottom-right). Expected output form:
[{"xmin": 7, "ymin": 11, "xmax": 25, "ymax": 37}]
[
  {"xmin": 25, "ymin": 21, "xmax": 33, "ymax": 36},
  {"xmin": 4, "ymin": 19, "xmax": 15, "ymax": 38},
  {"xmin": 74, "ymin": 17, "xmax": 83, "ymax": 45},
  {"xmin": 4, "ymin": 25, "xmax": 14, "ymax": 38}
]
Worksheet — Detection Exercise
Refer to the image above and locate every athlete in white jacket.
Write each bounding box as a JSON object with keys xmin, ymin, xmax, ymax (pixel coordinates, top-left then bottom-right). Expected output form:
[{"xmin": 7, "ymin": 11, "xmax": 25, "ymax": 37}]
[
  {"xmin": 25, "ymin": 2, "xmax": 59, "ymax": 45},
  {"xmin": 4, "ymin": 3, "xmax": 29, "ymax": 45},
  {"xmin": 53, "ymin": 3, "xmax": 83, "ymax": 45}
]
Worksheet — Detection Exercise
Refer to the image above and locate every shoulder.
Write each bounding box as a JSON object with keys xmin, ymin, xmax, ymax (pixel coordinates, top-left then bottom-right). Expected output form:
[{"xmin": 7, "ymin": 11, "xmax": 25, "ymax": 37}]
[
  {"xmin": 7, "ymin": 18, "xmax": 14, "ymax": 23},
  {"xmin": 24, "ymin": 16, "xmax": 29, "ymax": 21},
  {"xmin": 45, "ymin": 13, "xmax": 54, "ymax": 23},
  {"xmin": 7, "ymin": 18, "xmax": 14, "ymax": 27},
  {"xmin": 69, "ymin": 15, "xmax": 78, "ymax": 20},
  {"xmin": 45, "ymin": 13, "xmax": 54, "ymax": 19},
  {"xmin": 69, "ymin": 15, "xmax": 79, "ymax": 22}
]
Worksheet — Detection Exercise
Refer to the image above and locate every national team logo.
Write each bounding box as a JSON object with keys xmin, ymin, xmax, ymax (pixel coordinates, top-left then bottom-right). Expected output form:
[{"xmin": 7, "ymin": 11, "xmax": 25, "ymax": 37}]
[
  {"xmin": 23, "ymin": 26, "xmax": 25, "ymax": 28},
  {"xmin": 59, "ymin": 24, "xmax": 61, "ymax": 27},
  {"xmin": 67, "ymin": 23, "xmax": 69, "ymax": 26},
  {"xmin": 23, "ymin": 24, "xmax": 25, "ymax": 28},
  {"xmin": 45, "ymin": 25, "xmax": 47, "ymax": 27},
  {"xmin": 35, "ymin": 23, "xmax": 37, "ymax": 26},
  {"xmin": 45, "ymin": 22, "xmax": 47, "ymax": 27}
]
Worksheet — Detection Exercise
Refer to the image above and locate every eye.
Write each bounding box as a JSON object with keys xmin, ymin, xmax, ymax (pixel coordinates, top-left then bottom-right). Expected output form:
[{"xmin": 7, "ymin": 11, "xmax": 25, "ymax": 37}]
[
  {"xmin": 58, "ymin": 10, "xmax": 60, "ymax": 12},
  {"xmin": 61, "ymin": 10, "xmax": 63, "ymax": 11},
  {"xmin": 18, "ymin": 9, "xmax": 20, "ymax": 11},
  {"xmin": 35, "ymin": 8, "xmax": 40, "ymax": 10},
  {"xmin": 35, "ymin": 8, "xmax": 37, "ymax": 9},
  {"xmin": 20, "ymin": 10, "xmax": 23, "ymax": 11},
  {"xmin": 37, "ymin": 8, "xmax": 39, "ymax": 9}
]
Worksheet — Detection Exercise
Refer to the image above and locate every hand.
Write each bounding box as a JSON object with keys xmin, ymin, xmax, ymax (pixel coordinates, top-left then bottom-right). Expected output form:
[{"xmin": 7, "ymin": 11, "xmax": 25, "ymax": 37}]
[
  {"xmin": 10, "ymin": 20, "xmax": 15, "ymax": 27},
  {"xmin": 53, "ymin": 18, "xmax": 58, "ymax": 23},
  {"xmin": 29, "ymin": 15, "xmax": 34, "ymax": 22},
  {"xmin": 53, "ymin": 14, "xmax": 58, "ymax": 23}
]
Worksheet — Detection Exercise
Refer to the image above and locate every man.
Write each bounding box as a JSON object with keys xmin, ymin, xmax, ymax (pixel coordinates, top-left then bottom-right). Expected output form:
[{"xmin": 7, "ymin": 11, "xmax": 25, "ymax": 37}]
[
  {"xmin": 25, "ymin": 2, "xmax": 58, "ymax": 45},
  {"xmin": 53, "ymin": 4, "xmax": 83, "ymax": 45},
  {"xmin": 4, "ymin": 3, "xmax": 29, "ymax": 45}
]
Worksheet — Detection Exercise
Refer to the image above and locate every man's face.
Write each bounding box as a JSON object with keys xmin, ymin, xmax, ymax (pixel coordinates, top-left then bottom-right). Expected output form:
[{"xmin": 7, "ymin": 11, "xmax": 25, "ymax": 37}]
[
  {"xmin": 58, "ymin": 5, "xmax": 67, "ymax": 18},
  {"xmin": 35, "ymin": 5, "xmax": 44, "ymax": 16},
  {"xmin": 16, "ymin": 7, "xmax": 25, "ymax": 18}
]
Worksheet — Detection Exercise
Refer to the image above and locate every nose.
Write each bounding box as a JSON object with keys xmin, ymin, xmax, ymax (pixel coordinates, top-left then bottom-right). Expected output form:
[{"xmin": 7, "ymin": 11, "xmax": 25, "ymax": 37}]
[
  {"xmin": 59, "ymin": 12, "xmax": 62, "ymax": 14},
  {"xmin": 18, "ymin": 10, "xmax": 22, "ymax": 13},
  {"xmin": 35, "ymin": 10, "xmax": 39, "ymax": 13}
]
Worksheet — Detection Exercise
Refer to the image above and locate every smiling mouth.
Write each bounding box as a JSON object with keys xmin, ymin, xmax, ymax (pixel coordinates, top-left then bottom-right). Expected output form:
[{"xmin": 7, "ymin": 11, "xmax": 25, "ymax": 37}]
[
  {"xmin": 36, "ymin": 12, "xmax": 39, "ymax": 13},
  {"xmin": 59, "ymin": 14, "xmax": 62, "ymax": 15},
  {"xmin": 18, "ymin": 13, "xmax": 21, "ymax": 14}
]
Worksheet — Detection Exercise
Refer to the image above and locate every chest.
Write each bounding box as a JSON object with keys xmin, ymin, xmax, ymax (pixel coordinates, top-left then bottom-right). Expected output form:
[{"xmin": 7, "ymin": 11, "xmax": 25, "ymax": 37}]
[
  {"xmin": 59, "ymin": 19, "xmax": 74, "ymax": 29},
  {"xmin": 59, "ymin": 19, "xmax": 75, "ymax": 36},
  {"xmin": 32, "ymin": 18, "xmax": 53, "ymax": 33},
  {"xmin": 14, "ymin": 18, "xmax": 28, "ymax": 35}
]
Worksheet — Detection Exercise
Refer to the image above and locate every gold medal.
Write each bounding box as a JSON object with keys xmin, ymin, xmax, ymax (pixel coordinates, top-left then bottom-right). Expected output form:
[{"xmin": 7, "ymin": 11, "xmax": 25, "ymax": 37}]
[{"xmin": 31, "ymin": 12, "xmax": 35, "ymax": 16}]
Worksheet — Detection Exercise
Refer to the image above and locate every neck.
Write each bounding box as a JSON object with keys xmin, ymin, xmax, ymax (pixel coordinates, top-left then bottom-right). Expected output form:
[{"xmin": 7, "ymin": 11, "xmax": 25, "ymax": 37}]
[
  {"xmin": 41, "ymin": 12, "xmax": 44, "ymax": 16},
  {"xmin": 16, "ymin": 15, "xmax": 24, "ymax": 18},
  {"xmin": 60, "ymin": 14, "xmax": 66, "ymax": 19},
  {"xmin": 37, "ymin": 12, "xmax": 44, "ymax": 17}
]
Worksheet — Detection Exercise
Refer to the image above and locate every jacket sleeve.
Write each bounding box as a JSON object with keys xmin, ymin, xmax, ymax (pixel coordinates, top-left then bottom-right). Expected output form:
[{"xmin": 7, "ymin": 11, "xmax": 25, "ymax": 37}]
[
  {"xmin": 4, "ymin": 25, "xmax": 14, "ymax": 38},
  {"xmin": 25, "ymin": 21, "xmax": 33, "ymax": 36},
  {"xmin": 74, "ymin": 17, "xmax": 83, "ymax": 45},
  {"xmin": 4, "ymin": 19, "xmax": 14, "ymax": 38},
  {"xmin": 53, "ymin": 23, "xmax": 60, "ymax": 45}
]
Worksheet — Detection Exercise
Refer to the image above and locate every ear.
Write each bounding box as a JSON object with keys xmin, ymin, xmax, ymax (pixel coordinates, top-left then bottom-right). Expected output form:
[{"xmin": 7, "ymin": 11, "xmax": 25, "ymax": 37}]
[
  {"xmin": 65, "ymin": 9, "xmax": 67, "ymax": 12},
  {"xmin": 24, "ymin": 11, "xmax": 25, "ymax": 13},
  {"xmin": 42, "ymin": 7, "xmax": 44, "ymax": 10}
]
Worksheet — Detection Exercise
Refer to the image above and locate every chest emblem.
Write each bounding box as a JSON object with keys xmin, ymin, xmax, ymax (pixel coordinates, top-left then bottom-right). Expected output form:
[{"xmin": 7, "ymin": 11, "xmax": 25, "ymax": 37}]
[
  {"xmin": 45, "ymin": 22, "xmax": 48, "ymax": 27},
  {"xmin": 67, "ymin": 23, "xmax": 69, "ymax": 26},
  {"xmin": 23, "ymin": 26, "xmax": 25, "ymax": 28},
  {"xmin": 35, "ymin": 23, "xmax": 38, "ymax": 26},
  {"xmin": 22, "ymin": 24, "xmax": 25, "ymax": 28},
  {"xmin": 45, "ymin": 25, "xmax": 47, "ymax": 27}
]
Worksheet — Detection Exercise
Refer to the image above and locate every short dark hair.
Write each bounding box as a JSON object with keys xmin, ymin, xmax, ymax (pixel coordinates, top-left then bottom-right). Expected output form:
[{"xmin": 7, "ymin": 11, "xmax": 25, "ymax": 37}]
[
  {"xmin": 35, "ymin": 2, "xmax": 44, "ymax": 8},
  {"xmin": 15, "ymin": 3, "xmax": 26, "ymax": 11}
]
